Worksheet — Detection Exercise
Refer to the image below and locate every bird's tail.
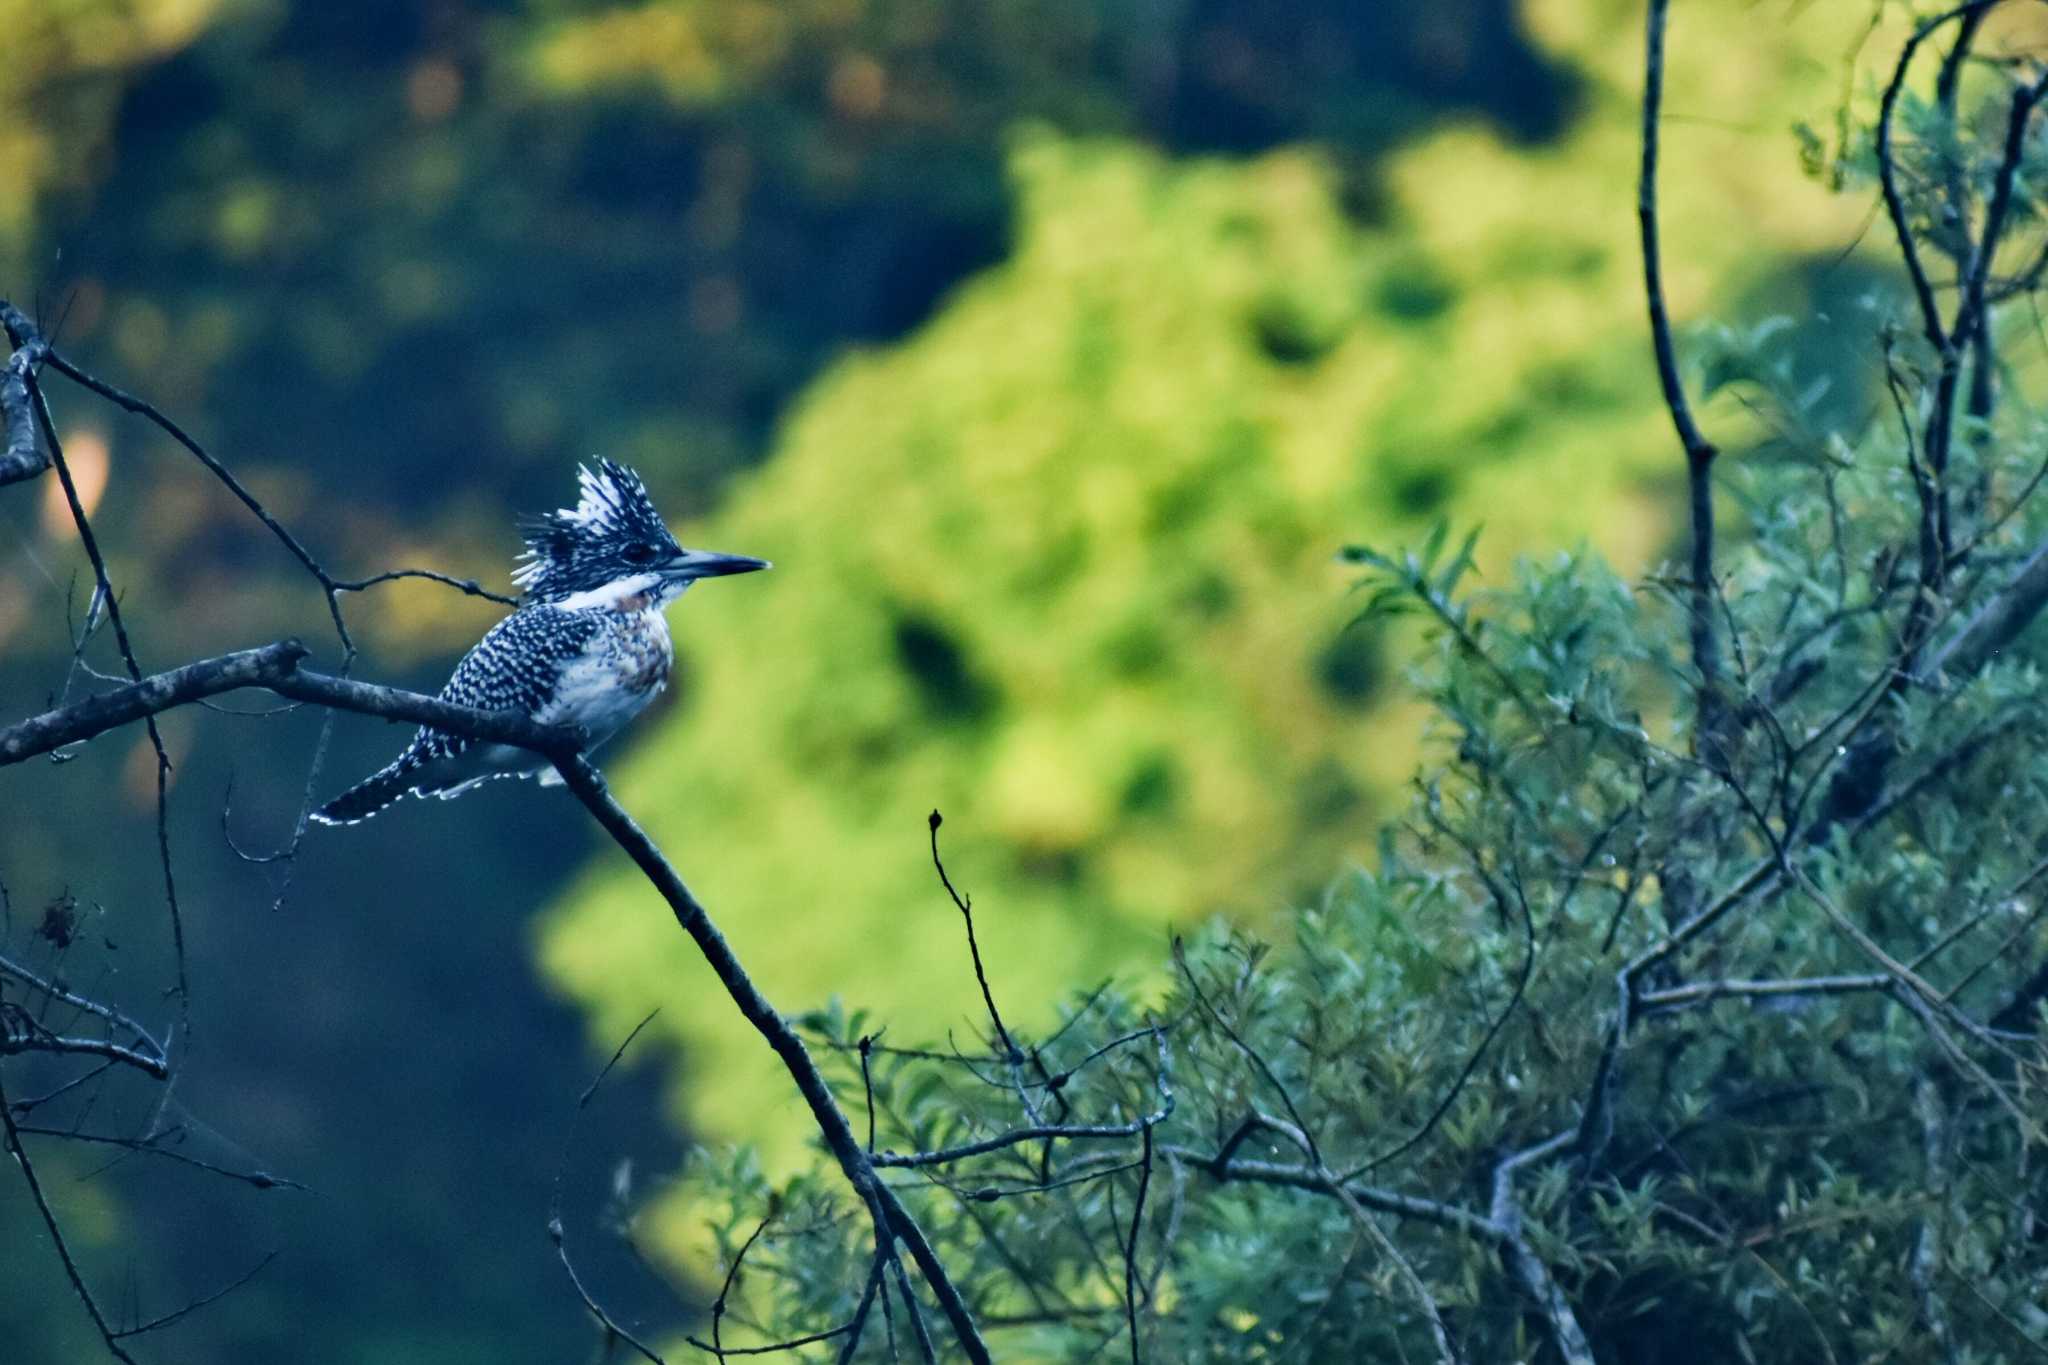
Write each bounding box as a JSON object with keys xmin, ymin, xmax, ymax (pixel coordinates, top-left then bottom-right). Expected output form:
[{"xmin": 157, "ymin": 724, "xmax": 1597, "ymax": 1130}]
[{"xmin": 311, "ymin": 754, "xmax": 426, "ymax": 826}]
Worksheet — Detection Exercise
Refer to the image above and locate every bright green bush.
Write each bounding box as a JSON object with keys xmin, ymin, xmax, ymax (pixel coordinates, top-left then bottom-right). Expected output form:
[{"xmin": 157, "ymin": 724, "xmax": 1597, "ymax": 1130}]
[
  {"xmin": 658, "ymin": 328, "xmax": 2048, "ymax": 1358},
  {"xmin": 538, "ymin": 6, "xmax": 2048, "ymax": 1361},
  {"xmin": 538, "ymin": 1, "xmax": 1877, "ymax": 1163}
]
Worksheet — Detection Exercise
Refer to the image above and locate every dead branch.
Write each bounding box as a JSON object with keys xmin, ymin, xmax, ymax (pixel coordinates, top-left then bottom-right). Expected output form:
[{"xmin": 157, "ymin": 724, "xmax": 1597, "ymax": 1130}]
[
  {"xmin": 1, "ymin": 313, "xmax": 44, "ymax": 485},
  {"xmin": 1640, "ymin": 0, "xmax": 1723, "ymax": 739}
]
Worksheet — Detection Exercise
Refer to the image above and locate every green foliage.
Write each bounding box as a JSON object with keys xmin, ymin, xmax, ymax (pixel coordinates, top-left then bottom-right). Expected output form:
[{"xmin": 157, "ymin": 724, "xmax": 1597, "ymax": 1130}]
[
  {"xmin": 539, "ymin": 2, "xmax": 1882, "ymax": 1166},
  {"xmin": 13, "ymin": 4, "xmax": 2040, "ymax": 1362},
  {"xmin": 540, "ymin": 10, "xmax": 2048, "ymax": 1359},
  {"xmin": 0, "ymin": 6, "xmax": 1582, "ymax": 1363},
  {"xmin": 662, "ymin": 385, "xmax": 2048, "ymax": 1357}
]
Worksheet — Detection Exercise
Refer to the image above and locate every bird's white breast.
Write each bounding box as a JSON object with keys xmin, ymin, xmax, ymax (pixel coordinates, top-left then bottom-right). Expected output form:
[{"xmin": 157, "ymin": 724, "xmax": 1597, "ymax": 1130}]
[{"xmin": 537, "ymin": 605, "xmax": 673, "ymax": 749}]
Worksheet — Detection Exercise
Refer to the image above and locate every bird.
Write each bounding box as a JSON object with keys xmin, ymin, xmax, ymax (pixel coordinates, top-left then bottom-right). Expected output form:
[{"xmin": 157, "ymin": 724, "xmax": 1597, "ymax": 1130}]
[{"xmin": 311, "ymin": 459, "xmax": 767, "ymax": 825}]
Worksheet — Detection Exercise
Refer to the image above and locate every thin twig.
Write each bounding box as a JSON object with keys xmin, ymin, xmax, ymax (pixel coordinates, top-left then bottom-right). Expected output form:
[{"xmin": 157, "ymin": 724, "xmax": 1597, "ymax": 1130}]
[
  {"xmin": 19, "ymin": 354, "xmax": 193, "ymax": 1036},
  {"xmin": 1636, "ymin": 974, "xmax": 1891, "ymax": 1011},
  {"xmin": 109, "ymin": 1250, "xmax": 280, "ymax": 1341},
  {"xmin": 833, "ymin": 1255, "xmax": 889, "ymax": 1365},
  {"xmin": 1879, "ymin": 5, "xmax": 1998, "ymax": 357},
  {"xmin": 1491, "ymin": 1130, "xmax": 1594, "ymax": 1365},
  {"xmin": 329, "ymin": 567, "xmax": 517, "ymax": 606},
  {"xmin": 872, "ymin": 1029, "xmax": 1172, "ymax": 1170},
  {"xmin": 0, "ymin": 950, "xmax": 169, "ymax": 1063},
  {"xmin": 0, "ymin": 1069, "xmax": 140, "ymax": 1364},
  {"xmin": 1122, "ymin": 1125, "xmax": 1152, "ymax": 1365},
  {"xmin": 550, "ymin": 1008, "xmax": 670, "ymax": 1365},
  {"xmin": 0, "ymin": 1029, "xmax": 170, "ymax": 1079},
  {"xmin": 686, "ymin": 1323, "xmax": 855, "ymax": 1358},
  {"xmin": 1173, "ymin": 940, "xmax": 1320, "ymax": 1168},
  {"xmin": 1354, "ymin": 810, "xmax": 1537, "ymax": 1178},
  {"xmin": 12, "ymin": 1124, "xmax": 305, "ymax": 1191},
  {"xmin": 929, "ymin": 810, "xmax": 1022, "ymax": 1066},
  {"xmin": 710, "ymin": 1210, "xmax": 776, "ymax": 1360},
  {"xmin": 887, "ymin": 1252, "xmax": 937, "ymax": 1364},
  {"xmin": 860, "ymin": 1032, "xmax": 879, "ymax": 1152}
]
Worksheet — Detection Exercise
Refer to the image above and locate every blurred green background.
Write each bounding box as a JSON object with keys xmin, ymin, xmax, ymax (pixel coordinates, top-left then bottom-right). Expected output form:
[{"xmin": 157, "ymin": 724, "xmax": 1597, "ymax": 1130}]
[{"xmin": 0, "ymin": 0, "xmax": 1919, "ymax": 1359}]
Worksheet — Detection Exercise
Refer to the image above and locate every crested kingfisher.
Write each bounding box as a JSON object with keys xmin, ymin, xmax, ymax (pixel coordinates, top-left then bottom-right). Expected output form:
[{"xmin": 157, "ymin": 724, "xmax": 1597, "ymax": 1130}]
[{"xmin": 312, "ymin": 459, "xmax": 767, "ymax": 825}]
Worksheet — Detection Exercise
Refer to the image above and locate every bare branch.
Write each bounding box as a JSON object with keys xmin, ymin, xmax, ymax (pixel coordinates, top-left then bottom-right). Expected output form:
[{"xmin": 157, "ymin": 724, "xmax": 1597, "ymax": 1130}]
[
  {"xmin": 14, "ymin": 332, "xmax": 194, "ymax": 1032},
  {"xmin": 547, "ymin": 1212, "xmax": 670, "ymax": 1365},
  {"xmin": 2, "ymin": 637, "xmax": 990, "ymax": 1356},
  {"xmin": 872, "ymin": 1107, "xmax": 1172, "ymax": 1171},
  {"xmin": 550, "ymin": 1008, "xmax": 671, "ymax": 1365},
  {"xmin": 1167, "ymin": 1145, "xmax": 1497, "ymax": 1241},
  {"xmin": 0, "ymin": 951, "xmax": 169, "ymax": 1064},
  {"xmin": 4, "ymin": 301, "xmax": 527, "ymax": 662},
  {"xmin": 0, "ymin": 1025, "xmax": 170, "ymax": 1080},
  {"xmin": 708, "ymin": 1209, "xmax": 774, "ymax": 1360},
  {"xmin": 886, "ymin": 1248, "xmax": 937, "ymax": 1364},
  {"xmin": 110, "ymin": 1249, "xmax": 279, "ymax": 1342},
  {"xmin": 1173, "ymin": 939, "xmax": 1320, "ymax": 1168},
  {"xmin": 687, "ymin": 1322, "xmax": 855, "ymax": 1358},
  {"xmin": 0, "ymin": 315, "xmax": 45, "ymax": 485},
  {"xmin": 1121, "ymin": 1125, "xmax": 1152, "ymax": 1365},
  {"xmin": 545, "ymin": 756, "xmax": 994, "ymax": 1364},
  {"xmin": 928, "ymin": 810, "xmax": 1021, "ymax": 1066},
  {"xmin": 1205, "ymin": 1112, "xmax": 1458, "ymax": 1365},
  {"xmin": 833, "ymin": 1257, "xmax": 889, "ymax": 1365},
  {"xmin": 1636, "ymin": 974, "xmax": 1892, "ymax": 1011},
  {"xmin": 1639, "ymin": 0, "xmax": 1717, "ymax": 474},
  {"xmin": 1878, "ymin": 4, "xmax": 2002, "ymax": 357},
  {"xmin": 12, "ymin": 1123, "xmax": 305, "ymax": 1191},
  {"xmin": 34, "ymin": 337, "xmax": 357, "ymax": 649},
  {"xmin": 1355, "ymin": 811, "xmax": 1537, "ymax": 1178},
  {"xmin": 1491, "ymin": 1130, "xmax": 1594, "ymax": 1365},
  {"xmin": 1952, "ymin": 68, "xmax": 2048, "ymax": 378},
  {"xmin": 0, "ymin": 1069, "xmax": 140, "ymax": 1365},
  {"xmin": 1910, "ymin": 1078, "xmax": 1959, "ymax": 1363},
  {"xmin": 1927, "ymin": 533, "xmax": 2048, "ymax": 682},
  {"xmin": 1641, "ymin": 0, "xmax": 1724, "ymax": 742},
  {"xmin": 328, "ymin": 567, "xmax": 517, "ymax": 607},
  {"xmin": 872, "ymin": 1028, "xmax": 1171, "ymax": 1171},
  {"xmin": 0, "ymin": 643, "xmax": 310, "ymax": 765}
]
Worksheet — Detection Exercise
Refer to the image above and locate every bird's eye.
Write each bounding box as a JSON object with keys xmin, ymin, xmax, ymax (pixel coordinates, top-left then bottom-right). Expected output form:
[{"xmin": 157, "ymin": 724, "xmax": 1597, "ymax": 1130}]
[{"xmin": 623, "ymin": 543, "xmax": 658, "ymax": 565}]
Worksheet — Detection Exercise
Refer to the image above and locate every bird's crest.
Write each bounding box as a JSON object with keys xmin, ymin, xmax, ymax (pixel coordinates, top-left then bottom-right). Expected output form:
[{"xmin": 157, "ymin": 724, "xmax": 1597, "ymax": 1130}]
[{"xmin": 513, "ymin": 459, "xmax": 679, "ymax": 601}]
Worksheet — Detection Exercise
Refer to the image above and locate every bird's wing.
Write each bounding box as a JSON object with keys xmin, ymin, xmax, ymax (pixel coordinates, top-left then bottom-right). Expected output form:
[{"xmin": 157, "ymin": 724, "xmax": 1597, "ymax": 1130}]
[{"xmin": 411, "ymin": 606, "xmax": 604, "ymax": 760}]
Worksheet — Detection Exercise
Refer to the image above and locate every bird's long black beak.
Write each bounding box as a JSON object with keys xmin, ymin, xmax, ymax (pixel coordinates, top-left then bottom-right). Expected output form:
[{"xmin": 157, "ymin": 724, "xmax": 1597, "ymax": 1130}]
[{"xmin": 665, "ymin": 548, "xmax": 771, "ymax": 580}]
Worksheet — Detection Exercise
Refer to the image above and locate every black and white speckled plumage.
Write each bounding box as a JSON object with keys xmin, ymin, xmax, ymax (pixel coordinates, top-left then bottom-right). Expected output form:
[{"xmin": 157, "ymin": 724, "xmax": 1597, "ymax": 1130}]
[
  {"xmin": 312, "ymin": 460, "xmax": 766, "ymax": 825},
  {"xmin": 514, "ymin": 460, "xmax": 682, "ymax": 605}
]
